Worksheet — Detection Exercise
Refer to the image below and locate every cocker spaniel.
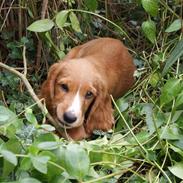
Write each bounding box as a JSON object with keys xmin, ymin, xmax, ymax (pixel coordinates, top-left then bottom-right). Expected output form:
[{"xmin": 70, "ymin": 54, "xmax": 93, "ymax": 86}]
[{"xmin": 41, "ymin": 38, "xmax": 136, "ymax": 140}]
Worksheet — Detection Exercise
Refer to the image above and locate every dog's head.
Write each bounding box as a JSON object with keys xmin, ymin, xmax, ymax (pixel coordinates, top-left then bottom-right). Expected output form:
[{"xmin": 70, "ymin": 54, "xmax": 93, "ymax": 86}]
[{"xmin": 41, "ymin": 59, "xmax": 114, "ymax": 134}]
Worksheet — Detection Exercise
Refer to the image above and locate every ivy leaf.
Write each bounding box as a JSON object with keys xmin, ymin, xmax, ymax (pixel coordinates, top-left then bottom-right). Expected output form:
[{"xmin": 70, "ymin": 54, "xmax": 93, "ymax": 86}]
[
  {"xmin": 27, "ymin": 19, "xmax": 54, "ymax": 32},
  {"xmin": 56, "ymin": 10, "xmax": 69, "ymax": 29},
  {"xmin": 31, "ymin": 155, "xmax": 50, "ymax": 174},
  {"xmin": 165, "ymin": 19, "xmax": 182, "ymax": 33},
  {"xmin": 0, "ymin": 149, "xmax": 17, "ymax": 166},
  {"xmin": 69, "ymin": 12, "xmax": 82, "ymax": 33},
  {"xmin": 0, "ymin": 106, "xmax": 17, "ymax": 126},
  {"xmin": 142, "ymin": 20, "xmax": 156, "ymax": 43},
  {"xmin": 168, "ymin": 162, "xmax": 183, "ymax": 179},
  {"xmin": 160, "ymin": 78, "xmax": 182, "ymax": 106},
  {"xmin": 141, "ymin": 0, "xmax": 159, "ymax": 17}
]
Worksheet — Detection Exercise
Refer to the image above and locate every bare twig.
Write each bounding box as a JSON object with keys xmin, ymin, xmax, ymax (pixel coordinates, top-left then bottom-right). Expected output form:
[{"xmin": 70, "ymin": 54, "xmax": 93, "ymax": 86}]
[
  {"xmin": 18, "ymin": 0, "xmax": 22, "ymax": 38},
  {"xmin": 35, "ymin": 0, "xmax": 48, "ymax": 71},
  {"xmin": 0, "ymin": 0, "xmax": 15, "ymax": 31},
  {"xmin": 23, "ymin": 46, "xmax": 27, "ymax": 76},
  {"xmin": 0, "ymin": 61, "xmax": 65, "ymax": 138},
  {"xmin": 0, "ymin": 0, "xmax": 6, "ymax": 15}
]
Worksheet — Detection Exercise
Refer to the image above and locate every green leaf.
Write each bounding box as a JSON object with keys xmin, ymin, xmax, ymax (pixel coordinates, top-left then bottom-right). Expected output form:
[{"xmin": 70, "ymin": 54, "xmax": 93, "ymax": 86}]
[
  {"xmin": 165, "ymin": 19, "xmax": 182, "ymax": 33},
  {"xmin": 0, "ymin": 106, "xmax": 17, "ymax": 126},
  {"xmin": 31, "ymin": 155, "xmax": 50, "ymax": 174},
  {"xmin": 175, "ymin": 91, "xmax": 183, "ymax": 108},
  {"xmin": 2, "ymin": 139, "xmax": 21, "ymax": 177},
  {"xmin": 19, "ymin": 177, "xmax": 41, "ymax": 183},
  {"xmin": 20, "ymin": 157, "xmax": 32, "ymax": 171},
  {"xmin": 37, "ymin": 141, "xmax": 60, "ymax": 150},
  {"xmin": 168, "ymin": 162, "xmax": 183, "ymax": 179},
  {"xmin": 160, "ymin": 124, "xmax": 181, "ymax": 140},
  {"xmin": 169, "ymin": 145, "xmax": 183, "ymax": 157},
  {"xmin": 162, "ymin": 39, "xmax": 183, "ymax": 76},
  {"xmin": 56, "ymin": 10, "xmax": 69, "ymax": 29},
  {"xmin": 84, "ymin": 0, "xmax": 98, "ymax": 11},
  {"xmin": 149, "ymin": 72, "xmax": 160, "ymax": 87},
  {"xmin": 160, "ymin": 78, "xmax": 182, "ymax": 106},
  {"xmin": 141, "ymin": 0, "xmax": 159, "ymax": 17},
  {"xmin": 141, "ymin": 104, "xmax": 164, "ymax": 134},
  {"xmin": 25, "ymin": 108, "xmax": 37, "ymax": 125},
  {"xmin": 116, "ymin": 99, "xmax": 129, "ymax": 112},
  {"xmin": 40, "ymin": 124, "xmax": 55, "ymax": 132},
  {"xmin": 0, "ymin": 150, "xmax": 17, "ymax": 166},
  {"xmin": 27, "ymin": 19, "xmax": 54, "ymax": 32},
  {"xmin": 64, "ymin": 144, "xmax": 90, "ymax": 179},
  {"xmin": 142, "ymin": 20, "xmax": 156, "ymax": 43},
  {"xmin": 52, "ymin": 175, "xmax": 72, "ymax": 183},
  {"xmin": 69, "ymin": 12, "xmax": 82, "ymax": 33}
]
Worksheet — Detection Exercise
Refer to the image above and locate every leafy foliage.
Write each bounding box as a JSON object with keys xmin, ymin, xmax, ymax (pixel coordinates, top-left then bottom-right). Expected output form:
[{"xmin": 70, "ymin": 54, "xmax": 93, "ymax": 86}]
[{"xmin": 0, "ymin": 0, "xmax": 183, "ymax": 182}]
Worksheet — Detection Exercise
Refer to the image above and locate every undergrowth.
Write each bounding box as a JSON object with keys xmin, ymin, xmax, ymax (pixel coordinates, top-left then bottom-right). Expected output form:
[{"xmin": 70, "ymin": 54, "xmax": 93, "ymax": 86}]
[{"xmin": 0, "ymin": 0, "xmax": 183, "ymax": 182}]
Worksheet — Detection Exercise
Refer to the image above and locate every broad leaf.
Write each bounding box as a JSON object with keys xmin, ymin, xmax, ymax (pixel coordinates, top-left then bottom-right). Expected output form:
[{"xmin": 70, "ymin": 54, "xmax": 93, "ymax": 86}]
[
  {"xmin": 2, "ymin": 139, "xmax": 21, "ymax": 177},
  {"xmin": 40, "ymin": 124, "xmax": 55, "ymax": 132},
  {"xmin": 27, "ymin": 19, "xmax": 54, "ymax": 32},
  {"xmin": 165, "ymin": 19, "xmax": 182, "ymax": 32},
  {"xmin": 84, "ymin": 0, "xmax": 98, "ymax": 11},
  {"xmin": 141, "ymin": 0, "xmax": 159, "ymax": 17},
  {"xmin": 175, "ymin": 91, "xmax": 183, "ymax": 108},
  {"xmin": 0, "ymin": 150, "xmax": 17, "ymax": 166},
  {"xmin": 19, "ymin": 177, "xmax": 41, "ymax": 183},
  {"xmin": 116, "ymin": 98, "xmax": 129, "ymax": 112},
  {"xmin": 149, "ymin": 72, "xmax": 160, "ymax": 88},
  {"xmin": 37, "ymin": 141, "xmax": 60, "ymax": 150},
  {"xmin": 25, "ymin": 108, "xmax": 37, "ymax": 125},
  {"xmin": 20, "ymin": 157, "xmax": 32, "ymax": 171},
  {"xmin": 160, "ymin": 78, "xmax": 182, "ymax": 106},
  {"xmin": 31, "ymin": 155, "xmax": 50, "ymax": 174},
  {"xmin": 142, "ymin": 20, "xmax": 156, "ymax": 43},
  {"xmin": 56, "ymin": 10, "xmax": 69, "ymax": 29},
  {"xmin": 0, "ymin": 106, "xmax": 17, "ymax": 126},
  {"xmin": 160, "ymin": 124, "xmax": 181, "ymax": 140},
  {"xmin": 168, "ymin": 162, "xmax": 183, "ymax": 179},
  {"xmin": 69, "ymin": 12, "xmax": 82, "ymax": 32},
  {"xmin": 64, "ymin": 144, "xmax": 90, "ymax": 179},
  {"xmin": 162, "ymin": 39, "xmax": 183, "ymax": 76}
]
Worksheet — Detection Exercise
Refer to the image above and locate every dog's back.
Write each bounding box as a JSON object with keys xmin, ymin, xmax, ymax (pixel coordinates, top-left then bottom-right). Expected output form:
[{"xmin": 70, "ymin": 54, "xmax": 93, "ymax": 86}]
[{"xmin": 64, "ymin": 38, "xmax": 136, "ymax": 98}]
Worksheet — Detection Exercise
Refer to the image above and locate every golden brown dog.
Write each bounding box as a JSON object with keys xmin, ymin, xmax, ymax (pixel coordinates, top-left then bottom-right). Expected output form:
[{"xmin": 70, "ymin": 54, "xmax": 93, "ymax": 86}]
[{"xmin": 41, "ymin": 38, "xmax": 136, "ymax": 140}]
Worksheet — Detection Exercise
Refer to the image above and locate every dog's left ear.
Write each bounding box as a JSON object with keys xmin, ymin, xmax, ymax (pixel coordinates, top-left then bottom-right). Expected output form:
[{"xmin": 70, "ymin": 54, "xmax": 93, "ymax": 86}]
[{"xmin": 85, "ymin": 80, "xmax": 115, "ymax": 135}]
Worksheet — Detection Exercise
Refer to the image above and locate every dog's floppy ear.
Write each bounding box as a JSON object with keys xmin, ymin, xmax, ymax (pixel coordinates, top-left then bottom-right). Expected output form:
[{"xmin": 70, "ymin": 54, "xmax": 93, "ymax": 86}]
[
  {"xmin": 85, "ymin": 79, "xmax": 115, "ymax": 135},
  {"xmin": 40, "ymin": 62, "xmax": 63, "ymax": 110}
]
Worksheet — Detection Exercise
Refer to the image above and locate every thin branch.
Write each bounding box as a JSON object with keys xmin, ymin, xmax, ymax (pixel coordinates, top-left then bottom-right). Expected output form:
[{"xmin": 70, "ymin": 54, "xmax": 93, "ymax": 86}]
[
  {"xmin": 23, "ymin": 46, "xmax": 27, "ymax": 76},
  {"xmin": 35, "ymin": 0, "xmax": 48, "ymax": 71},
  {"xmin": 0, "ymin": 61, "xmax": 66, "ymax": 138},
  {"xmin": 0, "ymin": 0, "xmax": 16, "ymax": 31}
]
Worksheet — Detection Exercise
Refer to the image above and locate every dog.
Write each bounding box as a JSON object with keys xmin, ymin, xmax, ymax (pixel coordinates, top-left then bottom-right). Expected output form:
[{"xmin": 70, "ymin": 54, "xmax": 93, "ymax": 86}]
[{"xmin": 41, "ymin": 38, "xmax": 136, "ymax": 140}]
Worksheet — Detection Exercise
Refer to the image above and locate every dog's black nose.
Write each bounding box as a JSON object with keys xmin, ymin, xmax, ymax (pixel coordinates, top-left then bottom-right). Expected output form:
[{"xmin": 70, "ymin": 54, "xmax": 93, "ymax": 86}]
[{"xmin": 63, "ymin": 111, "xmax": 77, "ymax": 124}]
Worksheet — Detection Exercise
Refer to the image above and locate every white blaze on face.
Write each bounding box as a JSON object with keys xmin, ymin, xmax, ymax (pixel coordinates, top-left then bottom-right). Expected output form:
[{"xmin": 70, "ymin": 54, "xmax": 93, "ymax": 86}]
[{"xmin": 67, "ymin": 89, "xmax": 81, "ymax": 116}]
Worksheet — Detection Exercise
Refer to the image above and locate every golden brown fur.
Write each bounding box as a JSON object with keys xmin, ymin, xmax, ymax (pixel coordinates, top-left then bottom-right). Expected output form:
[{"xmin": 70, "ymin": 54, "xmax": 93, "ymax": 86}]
[{"xmin": 41, "ymin": 38, "xmax": 136, "ymax": 140}]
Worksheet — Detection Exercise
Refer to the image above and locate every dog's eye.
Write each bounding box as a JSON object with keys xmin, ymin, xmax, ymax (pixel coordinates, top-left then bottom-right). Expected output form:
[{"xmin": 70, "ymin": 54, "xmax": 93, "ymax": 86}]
[
  {"xmin": 60, "ymin": 84, "xmax": 69, "ymax": 92},
  {"xmin": 85, "ymin": 91, "xmax": 93, "ymax": 99}
]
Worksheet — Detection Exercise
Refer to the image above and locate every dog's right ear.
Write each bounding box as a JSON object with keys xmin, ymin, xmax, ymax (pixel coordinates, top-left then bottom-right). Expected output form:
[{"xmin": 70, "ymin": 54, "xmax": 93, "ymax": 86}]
[{"xmin": 40, "ymin": 62, "xmax": 63, "ymax": 109}]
